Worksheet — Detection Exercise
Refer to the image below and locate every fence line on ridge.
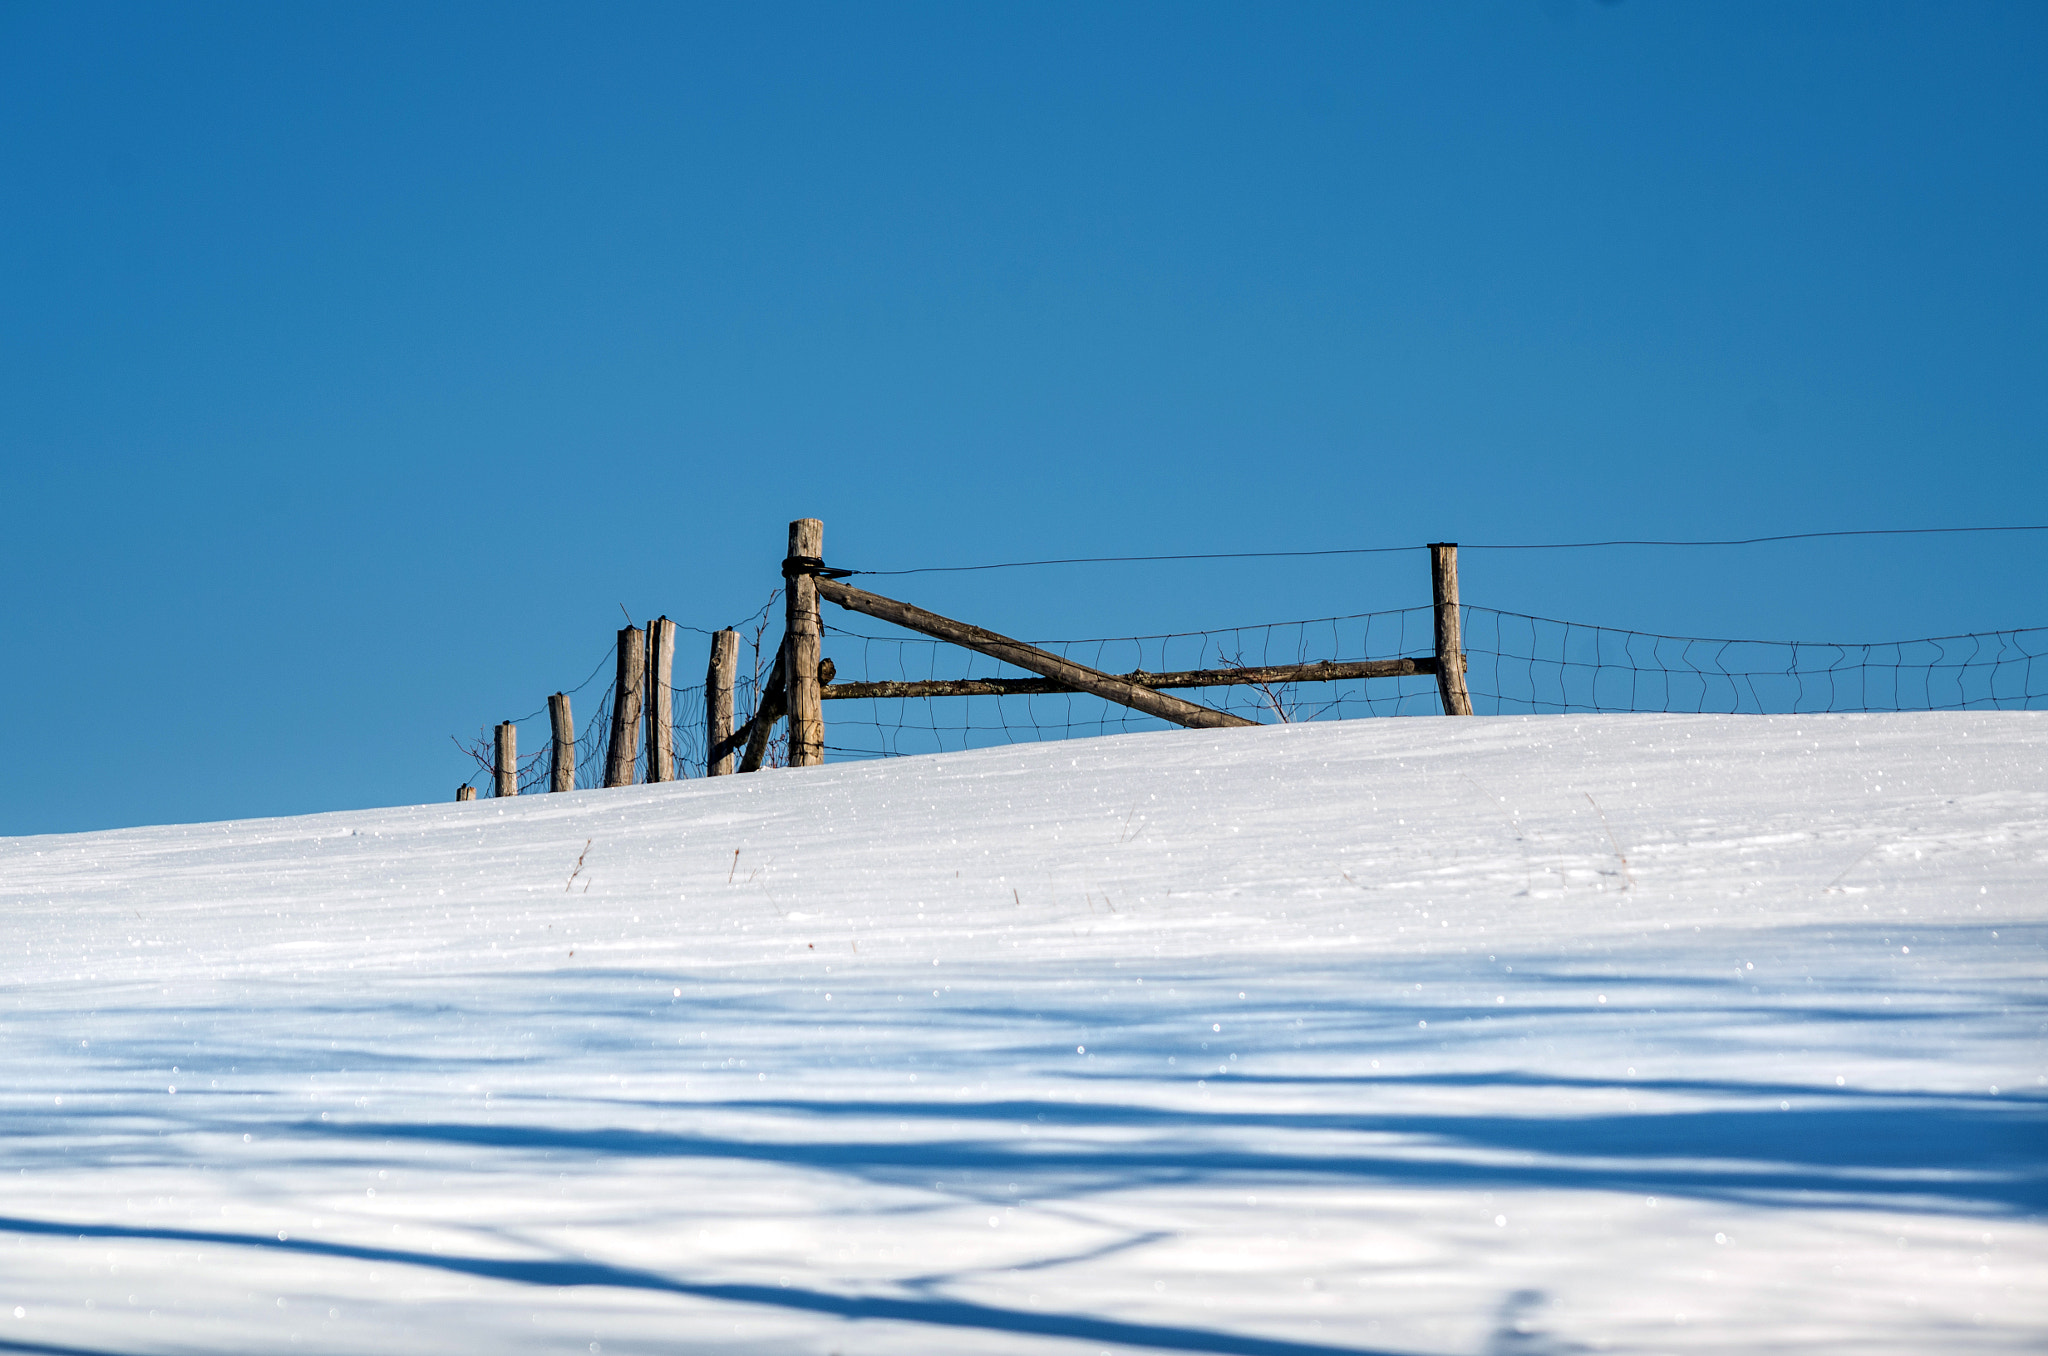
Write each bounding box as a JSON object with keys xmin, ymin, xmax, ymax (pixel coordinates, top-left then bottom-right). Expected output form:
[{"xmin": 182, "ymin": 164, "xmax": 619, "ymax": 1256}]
[{"xmin": 455, "ymin": 523, "xmax": 2047, "ymax": 797}]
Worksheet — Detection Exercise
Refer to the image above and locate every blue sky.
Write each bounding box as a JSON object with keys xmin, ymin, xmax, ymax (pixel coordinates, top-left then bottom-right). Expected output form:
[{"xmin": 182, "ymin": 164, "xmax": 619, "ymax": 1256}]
[{"xmin": 3, "ymin": 2, "xmax": 2043, "ymax": 834}]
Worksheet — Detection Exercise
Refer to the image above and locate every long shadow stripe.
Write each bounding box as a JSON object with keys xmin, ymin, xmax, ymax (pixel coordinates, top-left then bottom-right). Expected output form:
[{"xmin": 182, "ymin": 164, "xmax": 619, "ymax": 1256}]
[
  {"xmin": 0, "ymin": 1214, "xmax": 1412, "ymax": 1356},
  {"xmin": 280, "ymin": 1113, "xmax": 2048, "ymax": 1215}
]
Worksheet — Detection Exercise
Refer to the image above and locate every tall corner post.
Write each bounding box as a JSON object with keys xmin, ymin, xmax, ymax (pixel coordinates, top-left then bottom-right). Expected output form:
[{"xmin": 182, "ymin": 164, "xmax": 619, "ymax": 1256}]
[
  {"xmin": 644, "ymin": 617, "xmax": 677, "ymax": 782},
  {"xmin": 785, "ymin": 519, "xmax": 826, "ymax": 767},
  {"xmin": 1429, "ymin": 543, "xmax": 1475, "ymax": 716},
  {"xmin": 604, "ymin": 624, "xmax": 646, "ymax": 787},
  {"xmin": 494, "ymin": 721, "xmax": 518, "ymax": 797},
  {"xmin": 548, "ymin": 693, "xmax": 574, "ymax": 792},
  {"xmin": 706, "ymin": 629, "xmax": 739, "ymax": 776}
]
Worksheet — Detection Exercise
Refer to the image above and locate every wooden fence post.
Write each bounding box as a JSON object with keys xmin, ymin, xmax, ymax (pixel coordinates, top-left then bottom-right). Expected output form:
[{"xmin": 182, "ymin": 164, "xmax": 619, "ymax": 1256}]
[
  {"xmin": 1430, "ymin": 543, "xmax": 1475, "ymax": 716},
  {"xmin": 456, "ymin": 784, "xmax": 477, "ymax": 802},
  {"xmin": 494, "ymin": 721, "xmax": 517, "ymax": 797},
  {"xmin": 645, "ymin": 616, "xmax": 676, "ymax": 782},
  {"xmin": 604, "ymin": 625, "xmax": 645, "ymax": 787},
  {"xmin": 706, "ymin": 629, "xmax": 739, "ymax": 776},
  {"xmin": 548, "ymin": 692, "xmax": 574, "ymax": 792},
  {"xmin": 785, "ymin": 518, "xmax": 825, "ymax": 767}
]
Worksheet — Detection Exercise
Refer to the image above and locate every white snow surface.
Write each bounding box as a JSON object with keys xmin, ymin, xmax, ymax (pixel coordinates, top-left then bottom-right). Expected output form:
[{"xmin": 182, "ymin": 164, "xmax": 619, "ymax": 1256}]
[{"xmin": 3, "ymin": 713, "xmax": 2045, "ymax": 1355}]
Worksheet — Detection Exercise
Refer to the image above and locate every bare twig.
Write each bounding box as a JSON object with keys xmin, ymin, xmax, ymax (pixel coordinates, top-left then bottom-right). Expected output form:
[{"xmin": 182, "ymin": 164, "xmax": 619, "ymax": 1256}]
[
  {"xmin": 1220, "ymin": 650, "xmax": 1300, "ymax": 722},
  {"xmin": 450, "ymin": 730, "xmax": 496, "ymax": 778},
  {"xmin": 1584, "ymin": 793, "xmax": 1634, "ymax": 891},
  {"xmin": 1824, "ymin": 843, "xmax": 1878, "ymax": 893}
]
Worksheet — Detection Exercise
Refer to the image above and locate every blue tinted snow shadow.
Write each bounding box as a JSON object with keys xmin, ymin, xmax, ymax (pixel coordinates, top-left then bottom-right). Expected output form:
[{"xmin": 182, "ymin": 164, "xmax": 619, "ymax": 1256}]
[
  {"xmin": 0, "ymin": 1214, "xmax": 1413, "ymax": 1356},
  {"xmin": 0, "ymin": 1340, "xmax": 145, "ymax": 1356},
  {"xmin": 15, "ymin": 1087, "xmax": 2043, "ymax": 1216},
  {"xmin": 293, "ymin": 1096, "xmax": 2046, "ymax": 1215}
]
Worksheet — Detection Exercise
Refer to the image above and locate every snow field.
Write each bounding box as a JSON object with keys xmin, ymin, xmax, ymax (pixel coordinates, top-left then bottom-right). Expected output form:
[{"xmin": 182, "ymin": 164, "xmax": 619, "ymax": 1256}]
[{"xmin": 3, "ymin": 712, "xmax": 2044, "ymax": 1354}]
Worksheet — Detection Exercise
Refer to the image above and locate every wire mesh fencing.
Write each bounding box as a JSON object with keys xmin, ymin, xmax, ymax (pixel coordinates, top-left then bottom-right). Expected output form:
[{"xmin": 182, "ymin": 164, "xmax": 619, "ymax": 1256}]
[
  {"xmin": 464, "ymin": 621, "xmax": 788, "ymax": 796},
  {"xmin": 812, "ymin": 607, "xmax": 1443, "ymax": 761},
  {"xmin": 465, "ymin": 604, "xmax": 2046, "ymax": 793},
  {"xmin": 457, "ymin": 642, "xmax": 616, "ymax": 797},
  {"xmin": 1463, "ymin": 610, "xmax": 2048, "ymax": 715}
]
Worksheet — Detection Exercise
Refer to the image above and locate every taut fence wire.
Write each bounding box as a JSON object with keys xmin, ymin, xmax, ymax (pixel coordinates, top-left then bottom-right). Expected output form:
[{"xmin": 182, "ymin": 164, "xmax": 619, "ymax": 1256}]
[{"xmin": 847, "ymin": 523, "xmax": 2048, "ymax": 577}]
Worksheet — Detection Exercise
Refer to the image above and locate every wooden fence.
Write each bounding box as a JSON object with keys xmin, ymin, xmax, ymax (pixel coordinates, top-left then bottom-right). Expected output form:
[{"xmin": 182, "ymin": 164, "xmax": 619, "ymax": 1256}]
[{"xmin": 465, "ymin": 518, "xmax": 1472, "ymax": 799}]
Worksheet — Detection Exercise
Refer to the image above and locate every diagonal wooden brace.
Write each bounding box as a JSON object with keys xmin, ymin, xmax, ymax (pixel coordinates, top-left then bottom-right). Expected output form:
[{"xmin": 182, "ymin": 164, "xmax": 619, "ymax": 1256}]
[
  {"xmin": 811, "ymin": 575, "xmax": 1255, "ymax": 730},
  {"xmin": 729, "ymin": 637, "xmax": 789, "ymax": 774}
]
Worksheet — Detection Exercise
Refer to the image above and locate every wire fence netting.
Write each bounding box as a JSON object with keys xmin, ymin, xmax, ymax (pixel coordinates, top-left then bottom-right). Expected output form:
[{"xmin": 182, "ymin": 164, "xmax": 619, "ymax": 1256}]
[
  {"xmin": 464, "ymin": 624, "xmax": 785, "ymax": 795},
  {"xmin": 1464, "ymin": 610, "xmax": 2047, "ymax": 716},
  {"xmin": 465, "ymin": 604, "xmax": 2047, "ymax": 793},
  {"xmin": 814, "ymin": 607, "xmax": 1443, "ymax": 761}
]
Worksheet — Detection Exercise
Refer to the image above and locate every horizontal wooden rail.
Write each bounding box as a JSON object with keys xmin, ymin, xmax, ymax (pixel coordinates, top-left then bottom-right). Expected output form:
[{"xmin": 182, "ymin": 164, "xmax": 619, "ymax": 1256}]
[
  {"xmin": 812, "ymin": 575, "xmax": 1254, "ymax": 730},
  {"xmin": 821, "ymin": 656, "xmax": 1440, "ymax": 701}
]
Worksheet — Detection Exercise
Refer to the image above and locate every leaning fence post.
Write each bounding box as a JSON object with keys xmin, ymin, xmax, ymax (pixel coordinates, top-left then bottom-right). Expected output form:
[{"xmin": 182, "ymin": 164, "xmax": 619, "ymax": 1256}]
[
  {"xmin": 706, "ymin": 629, "xmax": 739, "ymax": 776},
  {"xmin": 494, "ymin": 721, "xmax": 518, "ymax": 797},
  {"xmin": 548, "ymin": 692, "xmax": 574, "ymax": 792},
  {"xmin": 1430, "ymin": 543, "xmax": 1475, "ymax": 716},
  {"xmin": 645, "ymin": 616, "xmax": 676, "ymax": 782},
  {"xmin": 604, "ymin": 625, "xmax": 645, "ymax": 787},
  {"xmin": 737, "ymin": 637, "xmax": 789, "ymax": 774},
  {"xmin": 456, "ymin": 784, "xmax": 477, "ymax": 802},
  {"xmin": 784, "ymin": 518, "xmax": 826, "ymax": 767}
]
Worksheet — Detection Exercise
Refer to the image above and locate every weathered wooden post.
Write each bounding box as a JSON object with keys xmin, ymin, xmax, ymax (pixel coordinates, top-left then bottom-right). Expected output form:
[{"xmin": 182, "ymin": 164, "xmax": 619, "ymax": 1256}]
[
  {"xmin": 645, "ymin": 616, "xmax": 677, "ymax": 782},
  {"xmin": 1430, "ymin": 543, "xmax": 1475, "ymax": 716},
  {"xmin": 456, "ymin": 784, "xmax": 477, "ymax": 802},
  {"xmin": 494, "ymin": 722, "xmax": 518, "ymax": 797},
  {"xmin": 548, "ymin": 692, "xmax": 574, "ymax": 792},
  {"xmin": 706, "ymin": 629, "xmax": 739, "ymax": 776},
  {"xmin": 604, "ymin": 625, "xmax": 645, "ymax": 787},
  {"xmin": 784, "ymin": 518, "xmax": 826, "ymax": 767}
]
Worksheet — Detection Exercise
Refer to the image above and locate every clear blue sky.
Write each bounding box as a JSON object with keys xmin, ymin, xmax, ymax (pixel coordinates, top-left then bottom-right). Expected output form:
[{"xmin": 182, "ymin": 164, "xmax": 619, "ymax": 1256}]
[{"xmin": 3, "ymin": 2, "xmax": 2043, "ymax": 834}]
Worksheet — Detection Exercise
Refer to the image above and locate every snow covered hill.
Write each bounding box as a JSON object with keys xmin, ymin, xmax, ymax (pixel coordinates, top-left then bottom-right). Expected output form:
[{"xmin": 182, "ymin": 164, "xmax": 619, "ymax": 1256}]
[{"xmin": 4, "ymin": 713, "xmax": 2044, "ymax": 1355}]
